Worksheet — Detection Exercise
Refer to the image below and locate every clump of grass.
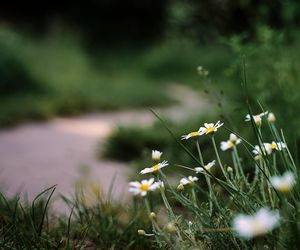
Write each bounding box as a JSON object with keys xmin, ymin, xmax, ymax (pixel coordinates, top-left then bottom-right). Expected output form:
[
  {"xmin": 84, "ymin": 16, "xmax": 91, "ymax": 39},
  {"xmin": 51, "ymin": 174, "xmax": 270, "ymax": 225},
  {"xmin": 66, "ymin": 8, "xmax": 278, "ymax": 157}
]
[
  {"xmin": 125, "ymin": 69, "xmax": 300, "ymax": 248},
  {"xmin": 0, "ymin": 184, "xmax": 154, "ymax": 249}
]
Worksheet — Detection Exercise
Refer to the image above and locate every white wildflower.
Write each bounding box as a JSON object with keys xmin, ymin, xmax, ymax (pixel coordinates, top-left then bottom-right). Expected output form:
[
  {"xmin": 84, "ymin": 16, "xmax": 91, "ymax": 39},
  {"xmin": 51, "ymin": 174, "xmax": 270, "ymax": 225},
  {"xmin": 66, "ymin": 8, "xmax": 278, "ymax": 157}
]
[
  {"xmin": 181, "ymin": 131, "xmax": 201, "ymax": 140},
  {"xmin": 152, "ymin": 150, "xmax": 163, "ymax": 161},
  {"xmin": 140, "ymin": 161, "xmax": 168, "ymax": 174},
  {"xmin": 199, "ymin": 121, "xmax": 223, "ymax": 135},
  {"xmin": 220, "ymin": 133, "xmax": 241, "ymax": 151},
  {"xmin": 253, "ymin": 142, "xmax": 286, "ymax": 157},
  {"xmin": 129, "ymin": 178, "xmax": 160, "ymax": 197},
  {"xmin": 233, "ymin": 208, "xmax": 280, "ymax": 238},
  {"xmin": 245, "ymin": 111, "xmax": 268, "ymax": 126},
  {"xmin": 180, "ymin": 176, "xmax": 199, "ymax": 186},
  {"xmin": 270, "ymin": 171, "xmax": 296, "ymax": 193},
  {"xmin": 195, "ymin": 160, "xmax": 216, "ymax": 173}
]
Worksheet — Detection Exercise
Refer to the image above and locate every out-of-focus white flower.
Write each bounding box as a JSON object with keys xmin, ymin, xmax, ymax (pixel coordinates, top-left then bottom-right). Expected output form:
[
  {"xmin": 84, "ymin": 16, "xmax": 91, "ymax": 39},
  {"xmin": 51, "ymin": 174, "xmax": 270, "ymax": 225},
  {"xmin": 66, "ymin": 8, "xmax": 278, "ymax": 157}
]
[
  {"xmin": 270, "ymin": 171, "xmax": 296, "ymax": 193},
  {"xmin": 129, "ymin": 178, "xmax": 160, "ymax": 197},
  {"xmin": 270, "ymin": 141, "xmax": 286, "ymax": 151},
  {"xmin": 253, "ymin": 142, "xmax": 286, "ymax": 157},
  {"xmin": 245, "ymin": 111, "xmax": 268, "ymax": 126},
  {"xmin": 152, "ymin": 150, "xmax": 163, "ymax": 161},
  {"xmin": 220, "ymin": 140, "xmax": 234, "ymax": 151},
  {"xmin": 140, "ymin": 161, "xmax": 168, "ymax": 174},
  {"xmin": 181, "ymin": 131, "xmax": 201, "ymax": 140},
  {"xmin": 253, "ymin": 144, "xmax": 272, "ymax": 156},
  {"xmin": 180, "ymin": 176, "xmax": 199, "ymax": 186},
  {"xmin": 267, "ymin": 113, "xmax": 276, "ymax": 123},
  {"xmin": 220, "ymin": 133, "xmax": 241, "ymax": 151},
  {"xmin": 233, "ymin": 208, "xmax": 280, "ymax": 238},
  {"xmin": 195, "ymin": 160, "xmax": 216, "ymax": 173},
  {"xmin": 229, "ymin": 133, "xmax": 241, "ymax": 144},
  {"xmin": 199, "ymin": 121, "xmax": 223, "ymax": 135}
]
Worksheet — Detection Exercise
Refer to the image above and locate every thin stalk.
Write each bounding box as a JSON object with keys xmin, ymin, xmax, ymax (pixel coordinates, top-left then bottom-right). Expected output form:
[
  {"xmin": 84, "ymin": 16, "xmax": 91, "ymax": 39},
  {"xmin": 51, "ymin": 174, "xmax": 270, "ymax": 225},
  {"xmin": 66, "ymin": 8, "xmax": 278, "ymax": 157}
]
[
  {"xmin": 211, "ymin": 135, "xmax": 230, "ymax": 182},
  {"xmin": 205, "ymin": 175, "xmax": 213, "ymax": 216},
  {"xmin": 196, "ymin": 139, "xmax": 204, "ymax": 165},
  {"xmin": 233, "ymin": 146, "xmax": 248, "ymax": 185}
]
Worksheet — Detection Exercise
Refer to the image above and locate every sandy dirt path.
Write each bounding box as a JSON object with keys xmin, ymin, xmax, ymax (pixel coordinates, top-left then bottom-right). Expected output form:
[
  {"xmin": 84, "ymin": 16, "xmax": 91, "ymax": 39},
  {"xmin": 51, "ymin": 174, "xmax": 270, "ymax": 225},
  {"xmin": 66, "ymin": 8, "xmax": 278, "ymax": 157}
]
[{"xmin": 0, "ymin": 85, "xmax": 210, "ymax": 212}]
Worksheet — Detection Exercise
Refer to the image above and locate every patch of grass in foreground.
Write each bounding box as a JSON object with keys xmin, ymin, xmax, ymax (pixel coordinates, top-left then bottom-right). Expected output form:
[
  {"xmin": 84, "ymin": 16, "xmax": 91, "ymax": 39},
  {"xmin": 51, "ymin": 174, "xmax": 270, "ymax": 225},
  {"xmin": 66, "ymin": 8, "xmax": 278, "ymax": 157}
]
[{"xmin": 0, "ymin": 185, "xmax": 154, "ymax": 249}]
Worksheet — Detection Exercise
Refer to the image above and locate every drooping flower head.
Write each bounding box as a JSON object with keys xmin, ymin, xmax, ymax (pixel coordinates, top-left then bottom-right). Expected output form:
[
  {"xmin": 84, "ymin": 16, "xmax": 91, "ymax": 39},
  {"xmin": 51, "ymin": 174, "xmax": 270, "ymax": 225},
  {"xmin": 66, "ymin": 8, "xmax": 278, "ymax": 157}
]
[
  {"xmin": 270, "ymin": 171, "xmax": 296, "ymax": 193},
  {"xmin": 233, "ymin": 208, "xmax": 280, "ymax": 238},
  {"xmin": 180, "ymin": 176, "xmax": 199, "ymax": 186},
  {"xmin": 152, "ymin": 150, "xmax": 163, "ymax": 161},
  {"xmin": 140, "ymin": 161, "xmax": 169, "ymax": 175},
  {"xmin": 220, "ymin": 133, "xmax": 241, "ymax": 151},
  {"xmin": 245, "ymin": 111, "xmax": 268, "ymax": 126},
  {"xmin": 195, "ymin": 160, "xmax": 216, "ymax": 173},
  {"xmin": 129, "ymin": 178, "xmax": 160, "ymax": 197},
  {"xmin": 198, "ymin": 121, "xmax": 223, "ymax": 135}
]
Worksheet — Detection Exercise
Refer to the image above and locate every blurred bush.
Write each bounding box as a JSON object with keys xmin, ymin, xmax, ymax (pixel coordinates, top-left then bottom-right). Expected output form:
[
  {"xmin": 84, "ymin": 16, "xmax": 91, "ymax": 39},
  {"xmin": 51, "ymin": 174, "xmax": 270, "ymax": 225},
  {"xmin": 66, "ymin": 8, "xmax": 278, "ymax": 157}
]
[{"xmin": 0, "ymin": 38, "xmax": 41, "ymax": 96}]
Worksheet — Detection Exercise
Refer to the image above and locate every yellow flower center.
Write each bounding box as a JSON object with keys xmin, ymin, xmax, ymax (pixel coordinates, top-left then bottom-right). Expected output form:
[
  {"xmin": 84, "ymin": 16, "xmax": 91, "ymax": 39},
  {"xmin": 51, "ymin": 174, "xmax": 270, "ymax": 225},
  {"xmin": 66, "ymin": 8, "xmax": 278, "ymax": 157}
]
[
  {"xmin": 277, "ymin": 183, "xmax": 291, "ymax": 193},
  {"xmin": 189, "ymin": 131, "xmax": 200, "ymax": 137},
  {"xmin": 271, "ymin": 143, "xmax": 277, "ymax": 149},
  {"xmin": 140, "ymin": 183, "xmax": 150, "ymax": 192},
  {"xmin": 252, "ymin": 220, "xmax": 265, "ymax": 236},
  {"xmin": 206, "ymin": 127, "xmax": 216, "ymax": 133},
  {"xmin": 152, "ymin": 164, "xmax": 160, "ymax": 172}
]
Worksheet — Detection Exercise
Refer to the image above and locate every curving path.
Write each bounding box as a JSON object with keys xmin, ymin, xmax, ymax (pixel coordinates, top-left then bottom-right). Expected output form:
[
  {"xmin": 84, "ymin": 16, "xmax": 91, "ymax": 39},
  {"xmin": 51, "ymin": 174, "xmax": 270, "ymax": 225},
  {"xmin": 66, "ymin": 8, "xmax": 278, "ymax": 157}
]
[{"xmin": 0, "ymin": 85, "xmax": 210, "ymax": 213}]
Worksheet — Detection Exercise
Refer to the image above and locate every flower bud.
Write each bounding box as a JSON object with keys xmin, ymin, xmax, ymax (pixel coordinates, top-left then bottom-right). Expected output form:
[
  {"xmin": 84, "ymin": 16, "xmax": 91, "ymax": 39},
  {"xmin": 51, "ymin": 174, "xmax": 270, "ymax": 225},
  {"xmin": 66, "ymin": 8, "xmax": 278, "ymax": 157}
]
[
  {"xmin": 149, "ymin": 212, "xmax": 156, "ymax": 220},
  {"xmin": 177, "ymin": 184, "xmax": 184, "ymax": 191},
  {"xmin": 227, "ymin": 167, "xmax": 233, "ymax": 172},
  {"xmin": 165, "ymin": 222, "xmax": 177, "ymax": 233},
  {"xmin": 254, "ymin": 116, "xmax": 262, "ymax": 126},
  {"xmin": 267, "ymin": 113, "xmax": 276, "ymax": 123},
  {"xmin": 137, "ymin": 229, "xmax": 146, "ymax": 235}
]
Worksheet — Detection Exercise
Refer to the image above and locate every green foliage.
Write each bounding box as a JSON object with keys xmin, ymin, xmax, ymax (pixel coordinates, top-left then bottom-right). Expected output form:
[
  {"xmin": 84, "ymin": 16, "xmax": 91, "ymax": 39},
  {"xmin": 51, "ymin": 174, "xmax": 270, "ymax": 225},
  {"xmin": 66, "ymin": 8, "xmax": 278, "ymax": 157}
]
[{"xmin": 0, "ymin": 185, "xmax": 154, "ymax": 249}]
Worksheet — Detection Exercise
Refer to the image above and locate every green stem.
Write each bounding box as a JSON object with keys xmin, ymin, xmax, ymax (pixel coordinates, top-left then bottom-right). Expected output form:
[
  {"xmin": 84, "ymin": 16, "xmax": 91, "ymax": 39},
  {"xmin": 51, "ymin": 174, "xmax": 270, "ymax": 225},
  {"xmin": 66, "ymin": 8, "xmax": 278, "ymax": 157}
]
[
  {"xmin": 211, "ymin": 135, "xmax": 229, "ymax": 181},
  {"xmin": 196, "ymin": 139, "xmax": 204, "ymax": 165},
  {"xmin": 233, "ymin": 146, "xmax": 248, "ymax": 185}
]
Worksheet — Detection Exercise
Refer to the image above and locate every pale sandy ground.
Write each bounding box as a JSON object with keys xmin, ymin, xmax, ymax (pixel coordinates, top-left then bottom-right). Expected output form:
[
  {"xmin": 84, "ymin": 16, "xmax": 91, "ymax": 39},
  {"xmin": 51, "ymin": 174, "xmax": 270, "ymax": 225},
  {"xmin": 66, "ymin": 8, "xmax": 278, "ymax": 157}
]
[{"xmin": 0, "ymin": 85, "xmax": 210, "ymax": 213}]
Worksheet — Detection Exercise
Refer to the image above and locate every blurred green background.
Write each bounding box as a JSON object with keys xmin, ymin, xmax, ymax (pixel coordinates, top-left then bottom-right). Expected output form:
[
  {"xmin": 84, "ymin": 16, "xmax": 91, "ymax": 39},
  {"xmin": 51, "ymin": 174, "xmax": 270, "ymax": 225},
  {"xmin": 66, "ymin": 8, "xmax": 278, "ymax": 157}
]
[{"xmin": 2, "ymin": 1, "xmax": 300, "ymax": 159}]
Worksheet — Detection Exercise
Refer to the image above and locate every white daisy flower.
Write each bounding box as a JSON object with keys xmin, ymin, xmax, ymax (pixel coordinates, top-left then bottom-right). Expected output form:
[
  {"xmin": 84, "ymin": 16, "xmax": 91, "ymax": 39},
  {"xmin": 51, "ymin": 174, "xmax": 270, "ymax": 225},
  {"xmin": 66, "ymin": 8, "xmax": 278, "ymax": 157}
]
[
  {"xmin": 270, "ymin": 171, "xmax": 296, "ymax": 193},
  {"xmin": 233, "ymin": 208, "xmax": 280, "ymax": 238},
  {"xmin": 152, "ymin": 150, "xmax": 163, "ymax": 161},
  {"xmin": 270, "ymin": 141, "xmax": 286, "ymax": 151},
  {"xmin": 199, "ymin": 121, "xmax": 223, "ymax": 135},
  {"xmin": 267, "ymin": 113, "xmax": 276, "ymax": 123},
  {"xmin": 253, "ymin": 143, "xmax": 272, "ymax": 156},
  {"xmin": 229, "ymin": 133, "xmax": 241, "ymax": 144},
  {"xmin": 180, "ymin": 176, "xmax": 199, "ymax": 186},
  {"xmin": 140, "ymin": 161, "xmax": 169, "ymax": 175},
  {"xmin": 245, "ymin": 111, "xmax": 268, "ymax": 126},
  {"xmin": 129, "ymin": 178, "xmax": 160, "ymax": 197},
  {"xmin": 253, "ymin": 142, "xmax": 286, "ymax": 157},
  {"xmin": 220, "ymin": 140, "xmax": 234, "ymax": 151},
  {"xmin": 195, "ymin": 160, "xmax": 216, "ymax": 173},
  {"xmin": 181, "ymin": 131, "xmax": 201, "ymax": 140},
  {"xmin": 220, "ymin": 133, "xmax": 241, "ymax": 151}
]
